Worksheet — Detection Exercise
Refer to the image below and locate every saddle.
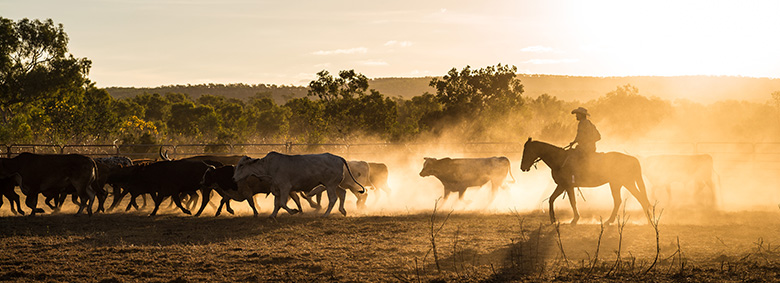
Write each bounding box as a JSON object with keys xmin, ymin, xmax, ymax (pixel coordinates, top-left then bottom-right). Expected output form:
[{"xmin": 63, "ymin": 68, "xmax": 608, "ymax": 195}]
[{"xmin": 564, "ymin": 150, "xmax": 602, "ymax": 185}]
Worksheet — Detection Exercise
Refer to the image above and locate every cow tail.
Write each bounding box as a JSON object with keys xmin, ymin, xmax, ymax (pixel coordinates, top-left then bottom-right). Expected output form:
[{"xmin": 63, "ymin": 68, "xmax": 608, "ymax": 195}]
[
  {"xmin": 88, "ymin": 159, "xmax": 98, "ymax": 197},
  {"xmin": 342, "ymin": 158, "xmax": 366, "ymax": 194},
  {"xmin": 504, "ymin": 157, "xmax": 517, "ymax": 183}
]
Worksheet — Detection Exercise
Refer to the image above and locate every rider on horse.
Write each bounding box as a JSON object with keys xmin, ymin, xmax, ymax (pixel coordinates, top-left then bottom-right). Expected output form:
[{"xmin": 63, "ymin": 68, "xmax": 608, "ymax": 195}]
[{"xmin": 567, "ymin": 107, "xmax": 601, "ymax": 185}]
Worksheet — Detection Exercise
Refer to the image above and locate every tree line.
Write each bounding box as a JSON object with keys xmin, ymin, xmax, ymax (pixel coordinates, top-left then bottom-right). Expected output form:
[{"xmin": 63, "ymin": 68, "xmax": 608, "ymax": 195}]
[{"xmin": 2, "ymin": 17, "xmax": 779, "ymax": 148}]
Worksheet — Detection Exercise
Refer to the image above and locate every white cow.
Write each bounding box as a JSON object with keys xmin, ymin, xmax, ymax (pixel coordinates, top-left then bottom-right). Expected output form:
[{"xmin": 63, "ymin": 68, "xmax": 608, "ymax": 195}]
[{"xmin": 233, "ymin": 152, "xmax": 365, "ymax": 218}]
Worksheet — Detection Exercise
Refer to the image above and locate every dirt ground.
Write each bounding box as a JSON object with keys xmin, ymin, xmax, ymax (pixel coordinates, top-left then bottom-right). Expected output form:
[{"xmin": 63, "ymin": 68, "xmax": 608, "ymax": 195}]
[{"xmin": 2, "ymin": 201, "xmax": 780, "ymax": 283}]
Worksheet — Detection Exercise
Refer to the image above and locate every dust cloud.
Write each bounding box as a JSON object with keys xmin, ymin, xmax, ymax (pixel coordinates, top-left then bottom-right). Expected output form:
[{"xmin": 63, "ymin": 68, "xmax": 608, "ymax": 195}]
[{"xmin": 273, "ymin": 89, "xmax": 780, "ymax": 223}]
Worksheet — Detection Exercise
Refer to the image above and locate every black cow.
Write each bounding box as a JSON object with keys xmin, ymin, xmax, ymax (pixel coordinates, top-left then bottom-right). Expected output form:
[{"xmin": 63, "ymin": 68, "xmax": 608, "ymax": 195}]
[
  {"xmin": 419, "ymin": 157, "xmax": 515, "ymax": 205},
  {"xmin": 368, "ymin": 162, "xmax": 391, "ymax": 199},
  {"xmin": 107, "ymin": 159, "xmax": 212, "ymax": 216},
  {"xmin": 0, "ymin": 153, "xmax": 98, "ymax": 216},
  {"xmin": 0, "ymin": 174, "xmax": 24, "ymax": 215},
  {"xmin": 44, "ymin": 158, "xmax": 124, "ymax": 213}
]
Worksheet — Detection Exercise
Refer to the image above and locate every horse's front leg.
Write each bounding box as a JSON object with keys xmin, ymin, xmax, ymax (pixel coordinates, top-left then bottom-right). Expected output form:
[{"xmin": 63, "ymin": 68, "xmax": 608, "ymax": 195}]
[
  {"xmin": 565, "ymin": 187, "xmax": 579, "ymax": 224},
  {"xmin": 548, "ymin": 185, "xmax": 565, "ymax": 224}
]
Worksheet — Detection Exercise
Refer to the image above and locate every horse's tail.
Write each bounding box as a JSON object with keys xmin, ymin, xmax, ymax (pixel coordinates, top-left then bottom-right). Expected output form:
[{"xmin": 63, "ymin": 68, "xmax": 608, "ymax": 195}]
[{"xmin": 633, "ymin": 158, "xmax": 653, "ymax": 213}]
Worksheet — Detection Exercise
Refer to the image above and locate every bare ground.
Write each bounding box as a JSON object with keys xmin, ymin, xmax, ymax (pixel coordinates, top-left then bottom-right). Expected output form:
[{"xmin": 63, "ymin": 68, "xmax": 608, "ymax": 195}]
[{"xmin": 2, "ymin": 205, "xmax": 780, "ymax": 282}]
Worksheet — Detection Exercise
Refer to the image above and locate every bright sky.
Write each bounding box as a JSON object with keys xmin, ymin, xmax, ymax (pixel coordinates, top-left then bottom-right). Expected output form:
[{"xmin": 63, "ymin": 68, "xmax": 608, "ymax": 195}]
[{"xmin": 3, "ymin": 0, "xmax": 780, "ymax": 87}]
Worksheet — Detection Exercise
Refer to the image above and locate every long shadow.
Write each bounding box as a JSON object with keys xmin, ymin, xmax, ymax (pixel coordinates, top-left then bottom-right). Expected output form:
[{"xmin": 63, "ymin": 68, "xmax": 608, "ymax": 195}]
[{"xmin": 0, "ymin": 212, "xmax": 313, "ymax": 247}]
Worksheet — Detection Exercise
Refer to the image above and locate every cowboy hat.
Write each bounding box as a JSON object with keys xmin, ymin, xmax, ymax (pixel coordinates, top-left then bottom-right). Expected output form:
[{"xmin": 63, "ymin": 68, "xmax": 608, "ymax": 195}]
[{"xmin": 571, "ymin": 107, "xmax": 589, "ymax": 115}]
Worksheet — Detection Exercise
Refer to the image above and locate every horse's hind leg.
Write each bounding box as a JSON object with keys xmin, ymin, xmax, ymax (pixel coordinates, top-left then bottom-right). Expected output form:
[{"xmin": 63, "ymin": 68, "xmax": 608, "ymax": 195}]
[
  {"xmin": 606, "ymin": 183, "xmax": 623, "ymax": 224},
  {"xmin": 565, "ymin": 186, "xmax": 579, "ymax": 225},
  {"xmin": 623, "ymin": 182, "xmax": 652, "ymax": 222}
]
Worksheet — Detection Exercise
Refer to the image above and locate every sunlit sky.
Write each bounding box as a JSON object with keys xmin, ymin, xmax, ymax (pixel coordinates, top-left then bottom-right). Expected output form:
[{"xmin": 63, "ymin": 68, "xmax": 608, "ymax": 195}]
[{"xmin": 3, "ymin": 0, "xmax": 780, "ymax": 87}]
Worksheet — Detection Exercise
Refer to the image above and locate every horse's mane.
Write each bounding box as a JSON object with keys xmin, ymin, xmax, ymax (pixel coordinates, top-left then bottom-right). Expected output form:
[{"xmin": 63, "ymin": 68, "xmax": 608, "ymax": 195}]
[{"xmin": 528, "ymin": 140, "xmax": 565, "ymax": 152}]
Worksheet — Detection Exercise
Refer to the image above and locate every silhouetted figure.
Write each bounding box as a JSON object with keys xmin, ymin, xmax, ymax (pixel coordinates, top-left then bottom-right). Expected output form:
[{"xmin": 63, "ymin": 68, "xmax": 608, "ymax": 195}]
[{"xmin": 567, "ymin": 107, "xmax": 600, "ymax": 185}]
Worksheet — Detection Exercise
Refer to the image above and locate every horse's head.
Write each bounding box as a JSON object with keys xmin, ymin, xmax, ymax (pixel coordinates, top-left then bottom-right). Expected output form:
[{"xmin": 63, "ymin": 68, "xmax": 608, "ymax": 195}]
[{"xmin": 520, "ymin": 137, "xmax": 540, "ymax": 172}]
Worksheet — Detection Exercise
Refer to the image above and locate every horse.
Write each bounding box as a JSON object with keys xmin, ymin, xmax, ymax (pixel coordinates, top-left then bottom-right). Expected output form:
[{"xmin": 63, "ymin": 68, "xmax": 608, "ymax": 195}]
[{"xmin": 519, "ymin": 138, "xmax": 652, "ymax": 225}]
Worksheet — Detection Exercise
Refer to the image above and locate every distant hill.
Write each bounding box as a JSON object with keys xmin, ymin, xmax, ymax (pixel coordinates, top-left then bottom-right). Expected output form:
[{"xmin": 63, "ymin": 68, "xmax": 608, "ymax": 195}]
[
  {"xmin": 105, "ymin": 83, "xmax": 309, "ymax": 104},
  {"xmin": 369, "ymin": 75, "xmax": 780, "ymax": 103},
  {"xmin": 105, "ymin": 75, "xmax": 780, "ymax": 104}
]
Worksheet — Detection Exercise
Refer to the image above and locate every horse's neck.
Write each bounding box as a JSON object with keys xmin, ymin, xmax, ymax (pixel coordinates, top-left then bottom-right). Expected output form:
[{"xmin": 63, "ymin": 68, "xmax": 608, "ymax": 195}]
[{"xmin": 537, "ymin": 144, "xmax": 567, "ymax": 169}]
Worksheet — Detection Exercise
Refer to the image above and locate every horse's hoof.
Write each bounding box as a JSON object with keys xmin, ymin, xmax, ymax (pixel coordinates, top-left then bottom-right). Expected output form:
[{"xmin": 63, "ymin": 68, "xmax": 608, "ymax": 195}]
[{"xmin": 289, "ymin": 209, "xmax": 300, "ymax": 215}]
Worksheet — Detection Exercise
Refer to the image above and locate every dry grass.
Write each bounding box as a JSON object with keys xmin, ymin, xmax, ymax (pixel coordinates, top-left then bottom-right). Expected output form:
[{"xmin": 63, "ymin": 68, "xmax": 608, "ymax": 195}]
[{"xmin": 2, "ymin": 203, "xmax": 780, "ymax": 282}]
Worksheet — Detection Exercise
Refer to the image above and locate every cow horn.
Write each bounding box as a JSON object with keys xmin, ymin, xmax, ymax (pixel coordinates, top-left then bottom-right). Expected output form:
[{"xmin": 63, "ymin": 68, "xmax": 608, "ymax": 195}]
[{"xmin": 159, "ymin": 147, "xmax": 171, "ymax": 161}]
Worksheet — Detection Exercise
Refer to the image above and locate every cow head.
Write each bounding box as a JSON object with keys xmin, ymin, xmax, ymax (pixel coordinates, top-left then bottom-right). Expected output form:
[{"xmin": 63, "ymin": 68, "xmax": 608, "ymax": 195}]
[
  {"xmin": 200, "ymin": 164, "xmax": 220, "ymax": 189},
  {"xmin": 419, "ymin": 157, "xmax": 439, "ymax": 177},
  {"xmin": 233, "ymin": 155, "xmax": 270, "ymax": 183}
]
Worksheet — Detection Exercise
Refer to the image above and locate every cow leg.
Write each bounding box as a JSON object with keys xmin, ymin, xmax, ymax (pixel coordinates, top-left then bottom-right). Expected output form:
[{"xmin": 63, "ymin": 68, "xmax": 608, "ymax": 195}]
[
  {"xmin": 140, "ymin": 194, "xmax": 148, "ymax": 208},
  {"xmin": 606, "ymin": 183, "xmax": 623, "ymax": 224},
  {"xmin": 5, "ymin": 192, "xmax": 23, "ymax": 215},
  {"xmin": 93, "ymin": 184, "xmax": 108, "ymax": 213},
  {"xmin": 321, "ymin": 185, "xmax": 345, "ymax": 217},
  {"xmin": 442, "ymin": 189, "xmax": 452, "ymax": 202},
  {"xmin": 75, "ymin": 182, "xmax": 96, "ymax": 217},
  {"xmin": 108, "ymin": 187, "xmax": 128, "ymax": 212},
  {"xmin": 187, "ymin": 192, "xmax": 200, "ymax": 211},
  {"xmin": 149, "ymin": 195, "xmax": 165, "ymax": 216},
  {"xmin": 45, "ymin": 195, "xmax": 58, "ymax": 211},
  {"xmin": 289, "ymin": 192, "xmax": 304, "ymax": 213},
  {"xmin": 354, "ymin": 189, "xmax": 367, "ymax": 210},
  {"xmin": 246, "ymin": 196, "xmax": 259, "ymax": 217},
  {"xmin": 125, "ymin": 195, "xmax": 135, "ymax": 211},
  {"xmin": 301, "ymin": 191, "xmax": 321, "ymax": 210},
  {"xmin": 195, "ymin": 188, "xmax": 212, "ymax": 217},
  {"xmin": 25, "ymin": 193, "xmax": 41, "ymax": 216},
  {"xmin": 172, "ymin": 194, "xmax": 192, "ymax": 215},
  {"xmin": 270, "ymin": 185, "xmax": 293, "ymax": 218},
  {"xmin": 457, "ymin": 189, "xmax": 467, "ymax": 200},
  {"xmin": 215, "ymin": 199, "xmax": 226, "ymax": 216},
  {"xmin": 548, "ymin": 185, "xmax": 565, "ymax": 224},
  {"xmin": 337, "ymin": 187, "xmax": 348, "ymax": 216},
  {"xmin": 225, "ymin": 200, "xmax": 235, "ymax": 215}
]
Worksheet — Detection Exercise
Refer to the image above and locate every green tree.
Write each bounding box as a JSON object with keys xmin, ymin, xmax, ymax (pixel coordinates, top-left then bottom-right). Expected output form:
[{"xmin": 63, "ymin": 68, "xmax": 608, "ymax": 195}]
[
  {"xmin": 588, "ymin": 84, "xmax": 672, "ymax": 140},
  {"xmin": 285, "ymin": 97, "xmax": 326, "ymax": 143},
  {"xmin": 429, "ymin": 63, "xmax": 524, "ymax": 118},
  {"xmin": 0, "ymin": 17, "xmax": 91, "ymax": 123},
  {"xmin": 246, "ymin": 95, "xmax": 290, "ymax": 142},
  {"xmin": 392, "ymin": 93, "xmax": 443, "ymax": 141},
  {"xmin": 307, "ymin": 69, "xmax": 397, "ymax": 141},
  {"xmin": 425, "ymin": 64, "xmax": 525, "ymax": 140},
  {"xmin": 308, "ymin": 69, "xmax": 368, "ymax": 102},
  {"xmin": 167, "ymin": 101, "xmax": 214, "ymax": 138}
]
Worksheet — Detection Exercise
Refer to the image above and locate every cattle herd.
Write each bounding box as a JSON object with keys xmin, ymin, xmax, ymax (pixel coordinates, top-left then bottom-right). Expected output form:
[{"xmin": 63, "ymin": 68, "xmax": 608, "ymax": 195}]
[{"xmin": 0, "ymin": 148, "xmax": 718, "ymax": 219}]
